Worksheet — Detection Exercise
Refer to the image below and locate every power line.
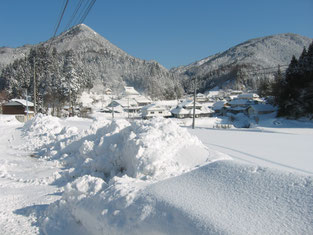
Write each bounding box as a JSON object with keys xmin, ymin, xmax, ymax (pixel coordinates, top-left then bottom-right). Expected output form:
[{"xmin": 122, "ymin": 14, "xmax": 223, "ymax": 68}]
[
  {"xmin": 73, "ymin": 0, "xmax": 92, "ymax": 25},
  {"xmin": 52, "ymin": 0, "xmax": 70, "ymax": 39},
  {"xmin": 78, "ymin": 0, "xmax": 96, "ymax": 24},
  {"xmin": 64, "ymin": 0, "xmax": 85, "ymax": 31}
]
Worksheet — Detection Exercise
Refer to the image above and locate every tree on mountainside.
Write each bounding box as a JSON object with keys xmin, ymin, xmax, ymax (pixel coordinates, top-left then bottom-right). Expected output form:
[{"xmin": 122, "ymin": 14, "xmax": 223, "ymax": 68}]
[{"xmin": 275, "ymin": 41, "xmax": 313, "ymax": 118}]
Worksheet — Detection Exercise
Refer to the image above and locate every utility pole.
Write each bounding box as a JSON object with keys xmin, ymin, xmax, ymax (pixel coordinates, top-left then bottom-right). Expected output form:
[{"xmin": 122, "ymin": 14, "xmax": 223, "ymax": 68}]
[
  {"xmin": 128, "ymin": 98, "xmax": 130, "ymax": 119},
  {"xmin": 33, "ymin": 56, "xmax": 37, "ymax": 114},
  {"xmin": 192, "ymin": 77, "xmax": 197, "ymax": 129},
  {"xmin": 25, "ymin": 89, "xmax": 29, "ymax": 120},
  {"xmin": 111, "ymin": 95, "xmax": 114, "ymax": 120}
]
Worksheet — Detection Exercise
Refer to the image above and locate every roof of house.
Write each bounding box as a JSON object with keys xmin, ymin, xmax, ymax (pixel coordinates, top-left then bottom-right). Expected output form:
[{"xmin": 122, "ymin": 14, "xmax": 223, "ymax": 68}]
[
  {"xmin": 134, "ymin": 96, "xmax": 151, "ymax": 104},
  {"xmin": 171, "ymin": 107, "xmax": 190, "ymax": 115},
  {"xmin": 4, "ymin": 99, "xmax": 34, "ymax": 107},
  {"xmin": 141, "ymin": 103, "xmax": 166, "ymax": 111},
  {"xmin": 108, "ymin": 99, "xmax": 138, "ymax": 108},
  {"xmin": 212, "ymin": 101, "xmax": 227, "ymax": 110},
  {"xmin": 228, "ymin": 99, "xmax": 251, "ymax": 106},
  {"xmin": 238, "ymin": 93, "xmax": 259, "ymax": 99},
  {"xmin": 171, "ymin": 107, "xmax": 209, "ymax": 115},
  {"xmin": 123, "ymin": 86, "xmax": 140, "ymax": 96},
  {"xmin": 249, "ymin": 104, "xmax": 276, "ymax": 112},
  {"xmin": 178, "ymin": 100, "xmax": 202, "ymax": 108}
]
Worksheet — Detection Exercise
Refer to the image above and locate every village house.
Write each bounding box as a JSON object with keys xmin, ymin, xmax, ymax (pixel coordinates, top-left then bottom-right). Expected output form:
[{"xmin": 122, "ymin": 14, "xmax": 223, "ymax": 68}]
[
  {"xmin": 171, "ymin": 100, "xmax": 213, "ymax": 118},
  {"xmin": 141, "ymin": 104, "xmax": 171, "ymax": 119},
  {"xmin": 134, "ymin": 96, "xmax": 152, "ymax": 107},
  {"xmin": 107, "ymin": 99, "xmax": 140, "ymax": 113},
  {"xmin": 247, "ymin": 104, "xmax": 276, "ymax": 117},
  {"xmin": 2, "ymin": 99, "xmax": 35, "ymax": 121},
  {"xmin": 238, "ymin": 93, "xmax": 260, "ymax": 100},
  {"xmin": 122, "ymin": 86, "xmax": 140, "ymax": 98},
  {"xmin": 2, "ymin": 99, "xmax": 34, "ymax": 115},
  {"xmin": 196, "ymin": 93, "xmax": 208, "ymax": 103}
]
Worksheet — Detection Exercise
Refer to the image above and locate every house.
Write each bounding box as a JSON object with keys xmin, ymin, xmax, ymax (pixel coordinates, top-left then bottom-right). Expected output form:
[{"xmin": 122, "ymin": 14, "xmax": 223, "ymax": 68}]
[
  {"xmin": 228, "ymin": 99, "xmax": 252, "ymax": 108},
  {"xmin": 2, "ymin": 99, "xmax": 34, "ymax": 116},
  {"xmin": 228, "ymin": 106, "xmax": 248, "ymax": 115},
  {"xmin": 134, "ymin": 96, "xmax": 152, "ymax": 107},
  {"xmin": 171, "ymin": 106, "xmax": 190, "ymax": 118},
  {"xmin": 107, "ymin": 99, "xmax": 140, "ymax": 113},
  {"xmin": 141, "ymin": 104, "xmax": 171, "ymax": 119},
  {"xmin": 171, "ymin": 100, "xmax": 213, "ymax": 118},
  {"xmin": 123, "ymin": 86, "xmax": 140, "ymax": 97},
  {"xmin": 196, "ymin": 93, "xmax": 207, "ymax": 103},
  {"xmin": 178, "ymin": 100, "xmax": 202, "ymax": 110},
  {"xmin": 248, "ymin": 104, "xmax": 276, "ymax": 117},
  {"xmin": 212, "ymin": 100, "xmax": 228, "ymax": 115},
  {"xmin": 238, "ymin": 93, "xmax": 260, "ymax": 100}
]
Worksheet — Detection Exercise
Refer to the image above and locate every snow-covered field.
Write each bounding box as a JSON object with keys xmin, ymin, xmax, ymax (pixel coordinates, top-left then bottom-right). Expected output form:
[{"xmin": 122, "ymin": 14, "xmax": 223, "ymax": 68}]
[{"xmin": 0, "ymin": 114, "xmax": 312, "ymax": 234}]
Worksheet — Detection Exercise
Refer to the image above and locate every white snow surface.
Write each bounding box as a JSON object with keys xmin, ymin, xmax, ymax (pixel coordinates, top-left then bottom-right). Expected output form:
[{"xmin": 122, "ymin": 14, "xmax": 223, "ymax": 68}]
[{"xmin": 1, "ymin": 114, "xmax": 313, "ymax": 234}]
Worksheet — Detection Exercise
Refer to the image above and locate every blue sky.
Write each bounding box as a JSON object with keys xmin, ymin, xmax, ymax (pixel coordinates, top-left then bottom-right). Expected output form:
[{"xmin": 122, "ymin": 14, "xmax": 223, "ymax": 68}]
[{"xmin": 0, "ymin": 0, "xmax": 312, "ymax": 68}]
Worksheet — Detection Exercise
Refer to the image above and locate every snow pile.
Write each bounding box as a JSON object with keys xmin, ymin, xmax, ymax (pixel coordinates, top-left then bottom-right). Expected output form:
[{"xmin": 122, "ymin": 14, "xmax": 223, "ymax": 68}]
[
  {"xmin": 21, "ymin": 114, "xmax": 65, "ymax": 151},
  {"xmin": 43, "ymin": 118, "xmax": 226, "ymax": 181},
  {"xmin": 44, "ymin": 160, "xmax": 313, "ymax": 235}
]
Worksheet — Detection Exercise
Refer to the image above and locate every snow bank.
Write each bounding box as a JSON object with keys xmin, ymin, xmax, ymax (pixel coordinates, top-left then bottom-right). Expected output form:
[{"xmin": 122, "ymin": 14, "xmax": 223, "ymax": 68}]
[
  {"xmin": 21, "ymin": 114, "xmax": 68, "ymax": 151},
  {"xmin": 44, "ymin": 161, "xmax": 313, "ymax": 235},
  {"xmin": 40, "ymin": 117, "xmax": 226, "ymax": 181}
]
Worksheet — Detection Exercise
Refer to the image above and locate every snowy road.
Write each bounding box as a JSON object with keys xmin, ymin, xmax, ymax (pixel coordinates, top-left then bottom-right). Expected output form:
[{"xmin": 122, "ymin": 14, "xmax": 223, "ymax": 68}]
[{"xmin": 0, "ymin": 119, "xmax": 61, "ymax": 235}]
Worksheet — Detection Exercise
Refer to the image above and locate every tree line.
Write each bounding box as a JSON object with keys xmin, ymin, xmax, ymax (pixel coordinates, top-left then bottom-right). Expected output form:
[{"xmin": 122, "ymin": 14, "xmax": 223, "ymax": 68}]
[
  {"xmin": 258, "ymin": 41, "xmax": 313, "ymax": 118},
  {"xmin": 0, "ymin": 45, "xmax": 93, "ymax": 115}
]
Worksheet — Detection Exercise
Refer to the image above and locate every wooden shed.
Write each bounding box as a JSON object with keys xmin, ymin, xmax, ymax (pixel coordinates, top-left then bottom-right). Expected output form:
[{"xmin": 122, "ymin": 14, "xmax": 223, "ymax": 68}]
[{"xmin": 2, "ymin": 99, "xmax": 34, "ymax": 115}]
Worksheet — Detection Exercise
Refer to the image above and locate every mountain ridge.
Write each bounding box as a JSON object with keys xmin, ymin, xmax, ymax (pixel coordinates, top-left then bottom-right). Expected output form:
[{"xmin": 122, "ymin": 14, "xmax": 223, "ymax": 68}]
[{"xmin": 172, "ymin": 33, "xmax": 312, "ymax": 91}]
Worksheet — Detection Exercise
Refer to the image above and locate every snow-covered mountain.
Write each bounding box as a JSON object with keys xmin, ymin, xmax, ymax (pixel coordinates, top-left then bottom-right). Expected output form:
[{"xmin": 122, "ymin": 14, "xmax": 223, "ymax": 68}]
[
  {"xmin": 0, "ymin": 24, "xmax": 183, "ymax": 99},
  {"xmin": 172, "ymin": 33, "xmax": 312, "ymax": 91}
]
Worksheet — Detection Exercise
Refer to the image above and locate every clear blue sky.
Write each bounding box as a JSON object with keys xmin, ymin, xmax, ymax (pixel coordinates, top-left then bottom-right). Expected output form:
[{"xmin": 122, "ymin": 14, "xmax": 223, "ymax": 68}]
[{"xmin": 1, "ymin": 0, "xmax": 312, "ymax": 68}]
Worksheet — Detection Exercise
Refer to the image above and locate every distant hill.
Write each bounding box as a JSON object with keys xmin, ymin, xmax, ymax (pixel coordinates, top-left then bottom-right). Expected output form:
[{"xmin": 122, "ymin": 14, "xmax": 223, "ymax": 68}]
[
  {"xmin": 171, "ymin": 33, "xmax": 312, "ymax": 92},
  {"xmin": 0, "ymin": 24, "xmax": 183, "ymax": 101}
]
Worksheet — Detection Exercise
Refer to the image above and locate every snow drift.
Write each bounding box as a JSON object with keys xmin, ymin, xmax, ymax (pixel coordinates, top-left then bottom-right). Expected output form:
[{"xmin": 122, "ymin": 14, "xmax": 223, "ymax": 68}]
[{"xmin": 19, "ymin": 115, "xmax": 312, "ymax": 234}]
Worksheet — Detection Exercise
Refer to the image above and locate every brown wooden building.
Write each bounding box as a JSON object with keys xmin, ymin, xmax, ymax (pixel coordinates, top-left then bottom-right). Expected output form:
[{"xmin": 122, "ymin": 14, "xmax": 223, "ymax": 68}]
[{"xmin": 2, "ymin": 99, "xmax": 34, "ymax": 115}]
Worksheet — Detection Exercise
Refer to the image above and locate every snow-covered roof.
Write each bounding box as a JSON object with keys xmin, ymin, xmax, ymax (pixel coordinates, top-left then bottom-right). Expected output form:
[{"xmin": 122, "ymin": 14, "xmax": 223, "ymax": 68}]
[
  {"xmin": 178, "ymin": 100, "xmax": 202, "ymax": 108},
  {"xmin": 134, "ymin": 96, "xmax": 151, "ymax": 104},
  {"xmin": 230, "ymin": 107, "xmax": 248, "ymax": 111},
  {"xmin": 228, "ymin": 99, "xmax": 250, "ymax": 106},
  {"xmin": 212, "ymin": 101, "xmax": 227, "ymax": 110},
  {"xmin": 249, "ymin": 104, "xmax": 276, "ymax": 112},
  {"xmin": 171, "ymin": 107, "xmax": 209, "ymax": 115},
  {"xmin": 171, "ymin": 107, "xmax": 190, "ymax": 115},
  {"xmin": 141, "ymin": 104, "xmax": 166, "ymax": 111},
  {"xmin": 238, "ymin": 93, "xmax": 259, "ymax": 99},
  {"xmin": 108, "ymin": 99, "xmax": 138, "ymax": 108},
  {"xmin": 123, "ymin": 86, "xmax": 140, "ymax": 96},
  {"xmin": 5, "ymin": 99, "xmax": 34, "ymax": 107},
  {"xmin": 196, "ymin": 93, "xmax": 206, "ymax": 98}
]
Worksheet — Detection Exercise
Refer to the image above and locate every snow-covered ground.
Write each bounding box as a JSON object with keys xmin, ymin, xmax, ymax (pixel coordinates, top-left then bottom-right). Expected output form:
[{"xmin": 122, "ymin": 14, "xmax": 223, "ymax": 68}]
[{"xmin": 0, "ymin": 114, "xmax": 312, "ymax": 234}]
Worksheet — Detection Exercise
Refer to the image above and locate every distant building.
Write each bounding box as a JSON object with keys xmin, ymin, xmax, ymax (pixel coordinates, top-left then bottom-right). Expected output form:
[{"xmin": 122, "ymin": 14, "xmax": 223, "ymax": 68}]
[
  {"xmin": 2, "ymin": 99, "xmax": 34, "ymax": 115},
  {"xmin": 171, "ymin": 100, "xmax": 213, "ymax": 118},
  {"xmin": 107, "ymin": 99, "xmax": 140, "ymax": 113},
  {"xmin": 248, "ymin": 104, "xmax": 276, "ymax": 116},
  {"xmin": 123, "ymin": 86, "xmax": 140, "ymax": 97},
  {"xmin": 141, "ymin": 104, "xmax": 171, "ymax": 119},
  {"xmin": 238, "ymin": 93, "xmax": 260, "ymax": 100},
  {"xmin": 196, "ymin": 93, "xmax": 207, "ymax": 103},
  {"xmin": 134, "ymin": 96, "xmax": 152, "ymax": 107}
]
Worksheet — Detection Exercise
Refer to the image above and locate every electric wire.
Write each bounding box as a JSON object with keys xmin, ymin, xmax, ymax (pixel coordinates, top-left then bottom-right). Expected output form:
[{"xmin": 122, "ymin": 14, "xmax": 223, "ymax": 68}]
[
  {"xmin": 77, "ymin": 0, "xmax": 96, "ymax": 24},
  {"xmin": 64, "ymin": 0, "xmax": 85, "ymax": 31}
]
